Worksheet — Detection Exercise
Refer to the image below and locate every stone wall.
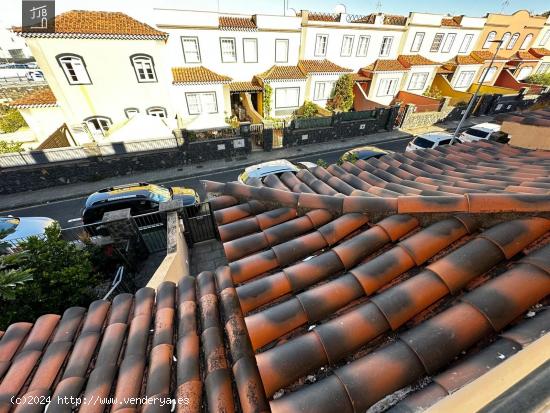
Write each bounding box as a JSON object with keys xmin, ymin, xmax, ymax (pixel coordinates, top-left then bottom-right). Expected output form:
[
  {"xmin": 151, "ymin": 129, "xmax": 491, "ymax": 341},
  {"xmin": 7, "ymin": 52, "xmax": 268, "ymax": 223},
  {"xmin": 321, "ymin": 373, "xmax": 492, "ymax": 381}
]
[{"xmin": 183, "ymin": 135, "xmax": 251, "ymax": 164}]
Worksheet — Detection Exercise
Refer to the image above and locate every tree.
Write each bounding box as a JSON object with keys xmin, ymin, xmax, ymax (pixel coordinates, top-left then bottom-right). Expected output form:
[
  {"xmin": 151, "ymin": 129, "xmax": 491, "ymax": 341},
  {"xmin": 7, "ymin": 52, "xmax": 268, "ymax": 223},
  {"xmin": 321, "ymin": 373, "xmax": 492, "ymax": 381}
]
[
  {"xmin": 0, "ymin": 108, "xmax": 27, "ymax": 133},
  {"xmin": 524, "ymin": 73, "xmax": 550, "ymax": 87},
  {"xmin": 327, "ymin": 74, "xmax": 354, "ymax": 112}
]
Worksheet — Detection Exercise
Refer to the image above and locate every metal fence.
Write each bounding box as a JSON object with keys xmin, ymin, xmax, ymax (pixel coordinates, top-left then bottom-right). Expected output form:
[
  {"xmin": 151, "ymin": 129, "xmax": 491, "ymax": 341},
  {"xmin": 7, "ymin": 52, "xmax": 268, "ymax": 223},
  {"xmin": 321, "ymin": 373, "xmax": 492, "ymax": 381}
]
[
  {"xmin": 134, "ymin": 211, "xmax": 167, "ymax": 253},
  {"xmin": 292, "ymin": 116, "xmax": 333, "ymax": 130},
  {"xmin": 180, "ymin": 202, "xmax": 218, "ymax": 246},
  {"xmin": 340, "ymin": 109, "xmax": 378, "ymax": 122}
]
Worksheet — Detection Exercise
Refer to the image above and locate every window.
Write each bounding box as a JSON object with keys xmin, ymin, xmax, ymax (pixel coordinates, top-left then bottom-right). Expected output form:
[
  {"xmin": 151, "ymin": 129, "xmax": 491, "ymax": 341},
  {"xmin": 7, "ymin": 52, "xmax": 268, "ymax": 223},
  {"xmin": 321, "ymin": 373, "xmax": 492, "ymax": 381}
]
[
  {"xmin": 356, "ymin": 35, "xmax": 370, "ymax": 56},
  {"xmin": 507, "ymin": 33, "xmax": 520, "ymax": 50},
  {"xmin": 441, "ymin": 33, "xmax": 456, "ymax": 53},
  {"xmin": 377, "ymin": 78, "xmax": 399, "ymax": 97},
  {"xmin": 410, "ymin": 32, "xmax": 425, "ymax": 53},
  {"xmin": 186, "ymin": 92, "xmax": 218, "ymax": 115},
  {"xmin": 459, "ymin": 34, "xmax": 474, "ymax": 53},
  {"xmin": 275, "ymin": 87, "xmax": 300, "ymax": 108},
  {"xmin": 536, "ymin": 62, "xmax": 550, "ymax": 74},
  {"xmin": 430, "ymin": 33, "xmax": 444, "ymax": 52},
  {"xmin": 520, "ymin": 34, "xmax": 533, "ymax": 50},
  {"xmin": 379, "ymin": 36, "xmax": 393, "ymax": 57},
  {"xmin": 454, "ymin": 70, "xmax": 475, "ymax": 88},
  {"xmin": 8, "ymin": 49, "xmax": 24, "ymax": 59},
  {"xmin": 130, "ymin": 54, "xmax": 157, "ymax": 83},
  {"xmin": 147, "ymin": 107, "xmax": 167, "ymax": 117},
  {"xmin": 540, "ymin": 31, "xmax": 550, "ymax": 46},
  {"xmin": 408, "ymin": 72, "xmax": 429, "ymax": 90},
  {"xmin": 517, "ymin": 66, "xmax": 533, "ymax": 80},
  {"xmin": 500, "ymin": 32, "xmax": 511, "ymax": 49},
  {"xmin": 220, "ymin": 38, "xmax": 237, "ymax": 62},
  {"xmin": 275, "ymin": 39, "xmax": 288, "ymax": 63},
  {"xmin": 56, "ymin": 54, "xmax": 91, "ymax": 85},
  {"xmin": 483, "ymin": 31, "xmax": 496, "ymax": 49},
  {"xmin": 315, "ymin": 34, "xmax": 328, "ymax": 56},
  {"xmin": 480, "ymin": 66, "xmax": 497, "ymax": 82},
  {"xmin": 243, "ymin": 38, "xmax": 258, "ymax": 63},
  {"xmin": 181, "ymin": 37, "xmax": 201, "ymax": 63},
  {"xmin": 341, "ymin": 35, "xmax": 354, "ymax": 57},
  {"xmin": 85, "ymin": 116, "xmax": 111, "ymax": 136},
  {"xmin": 313, "ymin": 81, "xmax": 334, "ymax": 100},
  {"xmin": 124, "ymin": 108, "xmax": 139, "ymax": 118}
]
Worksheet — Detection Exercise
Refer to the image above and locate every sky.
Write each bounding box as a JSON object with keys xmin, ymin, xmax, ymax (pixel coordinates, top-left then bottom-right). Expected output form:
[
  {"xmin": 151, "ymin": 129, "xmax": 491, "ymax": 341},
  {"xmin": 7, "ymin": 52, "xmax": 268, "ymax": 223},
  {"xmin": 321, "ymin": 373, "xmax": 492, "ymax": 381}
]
[{"xmin": 1, "ymin": 0, "xmax": 548, "ymax": 27}]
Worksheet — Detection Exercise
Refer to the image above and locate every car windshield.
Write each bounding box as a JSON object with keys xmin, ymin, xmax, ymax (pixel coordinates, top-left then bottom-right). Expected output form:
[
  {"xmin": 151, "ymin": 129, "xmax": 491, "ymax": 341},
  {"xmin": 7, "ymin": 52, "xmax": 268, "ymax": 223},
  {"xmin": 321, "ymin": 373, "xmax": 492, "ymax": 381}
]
[
  {"xmin": 148, "ymin": 186, "xmax": 171, "ymax": 203},
  {"xmin": 412, "ymin": 137, "xmax": 434, "ymax": 148},
  {"xmin": 0, "ymin": 218, "xmax": 20, "ymax": 239},
  {"xmin": 464, "ymin": 128, "xmax": 489, "ymax": 138}
]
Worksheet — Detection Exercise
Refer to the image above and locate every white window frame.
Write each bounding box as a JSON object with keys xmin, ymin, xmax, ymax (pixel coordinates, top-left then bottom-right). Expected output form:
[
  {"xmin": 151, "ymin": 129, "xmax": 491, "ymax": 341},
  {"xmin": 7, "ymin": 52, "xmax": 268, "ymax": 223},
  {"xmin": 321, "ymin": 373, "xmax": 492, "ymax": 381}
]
[
  {"xmin": 430, "ymin": 33, "xmax": 444, "ymax": 52},
  {"xmin": 56, "ymin": 54, "xmax": 91, "ymax": 85},
  {"xmin": 441, "ymin": 33, "xmax": 457, "ymax": 53},
  {"xmin": 377, "ymin": 78, "xmax": 399, "ymax": 97},
  {"xmin": 130, "ymin": 54, "xmax": 157, "ymax": 83},
  {"xmin": 379, "ymin": 36, "xmax": 393, "ymax": 57},
  {"xmin": 185, "ymin": 92, "xmax": 218, "ymax": 115},
  {"xmin": 275, "ymin": 39, "xmax": 289, "ymax": 63},
  {"xmin": 356, "ymin": 35, "xmax": 370, "ymax": 56},
  {"xmin": 340, "ymin": 35, "xmax": 354, "ymax": 57},
  {"xmin": 181, "ymin": 36, "xmax": 201, "ymax": 63},
  {"xmin": 480, "ymin": 66, "xmax": 497, "ymax": 83},
  {"xmin": 454, "ymin": 70, "xmax": 475, "ymax": 88},
  {"xmin": 407, "ymin": 72, "xmax": 429, "ymax": 90},
  {"xmin": 124, "ymin": 108, "xmax": 139, "ymax": 119},
  {"xmin": 146, "ymin": 107, "xmax": 167, "ymax": 118},
  {"xmin": 520, "ymin": 34, "xmax": 533, "ymax": 50},
  {"xmin": 539, "ymin": 31, "xmax": 550, "ymax": 46},
  {"xmin": 459, "ymin": 34, "xmax": 474, "ymax": 53},
  {"xmin": 220, "ymin": 37, "xmax": 237, "ymax": 63},
  {"xmin": 275, "ymin": 87, "xmax": 300, "ymax": 108},
  {"xmin": 536, "ymin": 62, "xmax": 550, "ymax": 74},
  {"xmin": 315, "ymin": 34, "xmax": 329, "ymax": 57},
  {"xmin": 243, "ymin": 38, "xmax": 258, "ymax": 63},
  {"xmin": 483, "ymin": 31, "xmax": 496, "ymax": 49},
  {"xmin": 507, "ymin": 33, "xmax": 520, "ymax": 50},
  {"xmin": 85, "ymin": 116, "xmax": 111, "ymax": 136},
  {"xmin": 313, "ymin": 81, "xmax": 334, "ymax": 101},
  {"xmin": 410, "ymin": 32, "xmax": 425, "ymax": 53},
  {"xmin": 517, "ymin": 66, "xmax": 533, "ymax": 80},
  {"xmin": 500, "ymin": 32, "xmax": 511, "ymax": 49}
]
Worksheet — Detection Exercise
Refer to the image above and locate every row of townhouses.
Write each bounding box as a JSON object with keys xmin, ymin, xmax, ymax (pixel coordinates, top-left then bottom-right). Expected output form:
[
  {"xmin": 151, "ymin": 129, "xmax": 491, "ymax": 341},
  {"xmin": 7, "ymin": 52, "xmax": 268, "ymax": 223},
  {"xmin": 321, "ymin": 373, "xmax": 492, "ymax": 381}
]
[{"xmin": 7, "ymin": 8, "xmax": 550, "ymax": 146}]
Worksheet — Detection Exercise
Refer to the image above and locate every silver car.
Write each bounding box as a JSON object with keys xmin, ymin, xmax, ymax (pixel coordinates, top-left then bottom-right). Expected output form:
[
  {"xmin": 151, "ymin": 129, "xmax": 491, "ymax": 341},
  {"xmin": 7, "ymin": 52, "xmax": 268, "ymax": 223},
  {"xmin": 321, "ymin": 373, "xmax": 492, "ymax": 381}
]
[{"xmin": 0, "ymin": 216, "xmax": 57, "ymax": 249}]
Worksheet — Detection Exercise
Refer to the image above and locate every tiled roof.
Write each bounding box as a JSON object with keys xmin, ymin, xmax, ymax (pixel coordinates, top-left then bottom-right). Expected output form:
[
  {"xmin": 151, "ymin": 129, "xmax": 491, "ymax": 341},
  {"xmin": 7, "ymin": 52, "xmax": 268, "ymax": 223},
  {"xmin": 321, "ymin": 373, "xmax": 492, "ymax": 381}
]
[
  {"xmin": 471, "ymin": 50, "xmax": 509, "ymax": 62},
  {"xmin": 257, "ymin": 65, "xmax": 307, "ymax": 81},
  {"xmin": 398, "ymin": 54, "xmax": 440, "ymax": 67},
  {"xmin": 447, "ymin": 54, "xmax": 483, "ymax": 65},
  {"xmin": 298, "ymin": 59, "xmax": 352, "ymax": 74},
  {"xmin": 508, "ymin": 51, "xmax": 540, "ymax": 61},
  {"xmin": 350, "ymin": 72, "xmax": 372, "ymax": 82},
  {"xmin": 362, "ymin": 59, "xmax": 409, "ymax": 72},
  {"xmin": 384, "ymin": 14, "xmax": 408, "ymax": 25},
  {"xmin": 228, "ymin": 80, "xmax": 262, "ymax": 92},
  {"xmin": 441, "ymin": 17, "xmax": 461, "ymax": 27},
  {"xmin": 1, "ymin": 141, "xmax": 549, "ymax": 413},
  {"xmin": 8, "ymin": 87, "xmax": 57, "ymax": 108},
  {"xmin": 219, "ymin": 16, "xmax": 257, "ymax": 31},
  {"xmin": 307, "ymin": 12, "xmax": 341, "ymax": 22},
  {"xmin": 13, "ymin": 10, "xmax": 167, "ymax": 40},
  {"xmin": 350, "ymin": 14, "xmax": 377, "ymax": 24},
  {"xmin": 172, "ymin": 66, "xmax": 231, "ymax": 84},
  {"xmin": 529, "ymin": 47, "xmax": 550, "ymax": 57},
  {"xmin": 496, "ymin": 108, "xmax": 550, "ymax": 128}
]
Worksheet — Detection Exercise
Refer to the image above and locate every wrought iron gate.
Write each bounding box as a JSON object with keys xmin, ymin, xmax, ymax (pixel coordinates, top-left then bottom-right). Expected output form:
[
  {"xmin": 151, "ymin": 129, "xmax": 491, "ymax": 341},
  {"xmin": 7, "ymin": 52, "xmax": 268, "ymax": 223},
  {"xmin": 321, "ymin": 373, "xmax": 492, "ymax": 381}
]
[{"xmin": 181, "ymin": 202, "xmax": 219, "ymax": 246}]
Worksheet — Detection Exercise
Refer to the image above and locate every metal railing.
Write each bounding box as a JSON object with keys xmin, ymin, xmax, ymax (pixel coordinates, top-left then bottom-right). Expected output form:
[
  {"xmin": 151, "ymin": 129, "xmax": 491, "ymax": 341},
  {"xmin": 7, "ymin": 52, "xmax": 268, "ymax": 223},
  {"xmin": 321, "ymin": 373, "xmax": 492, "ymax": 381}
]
[
  {"xmin": 103, "ymin": 266, "xmax": 125, "ymax": 300},
  {"xmin": 133, "ymin": 211, "xmax": 167, "ymax": 253},
  {"xmin": 346, "ymin": 14, "xmax": 376, "ymax": 24},
  {"xmin": 98, "ymin": 136, "xmax": 179, "ymax": 156}
]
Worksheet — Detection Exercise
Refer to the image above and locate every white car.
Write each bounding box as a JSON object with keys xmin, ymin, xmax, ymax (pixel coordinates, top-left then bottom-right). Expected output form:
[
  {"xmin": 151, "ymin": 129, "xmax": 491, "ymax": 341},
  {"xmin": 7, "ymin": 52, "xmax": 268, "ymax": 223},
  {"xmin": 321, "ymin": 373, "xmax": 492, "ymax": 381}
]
[
  {"xmin": 459, "ymin": 123, "xmax": 501, "ymax": 142},
  {"xmin": 406, "ymin": 132, "xmax": 455, "ymax": 152},
  {"xmin": 238, "ymin": 159, "xmax": 315, "ymax": 184},
  {"xmin": 0, "ymin": 216, "xmax": 57, "ymax": 252}
]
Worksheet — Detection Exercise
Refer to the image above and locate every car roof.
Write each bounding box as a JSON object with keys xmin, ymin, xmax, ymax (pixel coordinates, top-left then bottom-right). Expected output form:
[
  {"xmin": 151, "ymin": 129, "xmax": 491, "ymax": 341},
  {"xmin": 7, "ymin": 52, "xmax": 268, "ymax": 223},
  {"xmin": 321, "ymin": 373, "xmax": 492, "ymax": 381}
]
[
  {"xmin": 244, "ymin": 159, "xmax": 299, "ymax": 179},
  {"xmin": 467, "ymin": 123, "xmax": 500, "ymax": 132},
  {"xmin": 415, "ymin": 132, "xmax": 454, "ymax": 142},
  {"xmin": 347, "ymin": 146, "xmax": 388, "ymax": 155},
  {"xmin": 85, "ymin": 182, "xmax": 164, "ymax": 208}
]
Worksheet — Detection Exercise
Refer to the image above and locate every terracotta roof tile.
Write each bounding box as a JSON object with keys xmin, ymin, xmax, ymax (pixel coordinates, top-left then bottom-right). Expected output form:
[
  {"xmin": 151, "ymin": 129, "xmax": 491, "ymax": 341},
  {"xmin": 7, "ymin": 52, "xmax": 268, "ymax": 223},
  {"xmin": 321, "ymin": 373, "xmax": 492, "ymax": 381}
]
[
  {"xmin": 257, "ymin": 65, "xmax": 307, "ymax": 80},
  {"xmin": 14, "ymin": 10, "xmax": 167, "ymax": 40},
  {"xmin": 384, "ymin": 14, "xmax": 408, "ymax": 25},
  {"xmin": 398, "ymin": 54, "xmax": 440, "ymax": 67},
  {"xmin": 172, "ymin": 66, "xmax": 231, "ymax": 84},
  {"xmin": 529, "ymin": 47, "xmax": 550, "ymax": 57},
  {"xmin": 441, "ymin": 17, "xmax": 461, "ymax": 27},
  {"xmin": 219, "ymin": 16, "xmax": 257, "ymax": 31},
  {"xmin": 8, "ymin": 87, "xmax": 57, "ymax": 108},
  {"xmin": 350, "ymin": 14, "xmax": 376, "ymax": 24},
  {"xmin": 298, "ymin": 59, "xmax": 352, "ymax": 74},
  {"xmin": 447, "ymin": 54, "xmax": 483, "ymax": 65},
  {"xmin": 508, "ymin": 51, "xmax": 540, "ymax": 61},
  {"xmin": 228, "ymin": 80, "xmax": 262, "ymax": 92},
  {"xmin": 361, "ymin": 59, "xmax": 408, "ymax": 72},
  {"xmin": 307, "ymin": 12, "xmax": 341, "ymax": 22},
  {"xmin": 471, "ymin": 50, "xmax": 509, "ymax": 62}
]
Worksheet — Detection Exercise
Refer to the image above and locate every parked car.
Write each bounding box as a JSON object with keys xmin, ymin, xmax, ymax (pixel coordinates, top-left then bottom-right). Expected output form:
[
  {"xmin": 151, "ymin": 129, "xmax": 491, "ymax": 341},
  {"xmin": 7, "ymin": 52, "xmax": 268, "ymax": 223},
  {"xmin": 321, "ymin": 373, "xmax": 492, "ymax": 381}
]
[
  {"xmin": 406, "ymin": 132, "xmax": 455, "ymax": 152},
  {"xmin": 81, "ymin": 182, "xmax": 200, "ymax": 227},
  {"xmin": 339, "ymin": 146, "xmax": 393, "ymax": 163},
  {"xmin": 238, "ymin": 159, "xmax": 316, "ymax": 184},
  {"xmin": 459, "ymin": 123, "xmax": 502, "ymax": 142},
  {"xmin": 26, "ymin": 70, "xmax": 44, "ymax": 81},
  {"xmin": 0, "ymin": 216, "xmax": 57, "ymax": 251}
]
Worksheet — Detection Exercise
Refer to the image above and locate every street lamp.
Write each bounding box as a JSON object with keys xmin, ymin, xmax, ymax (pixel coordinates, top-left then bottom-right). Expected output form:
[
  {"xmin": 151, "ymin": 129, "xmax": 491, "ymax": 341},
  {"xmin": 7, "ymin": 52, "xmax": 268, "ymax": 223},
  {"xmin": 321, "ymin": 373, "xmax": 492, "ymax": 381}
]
[{"xmin": 451, "ymin": 39, "xmax": 504, "ymax": 143}]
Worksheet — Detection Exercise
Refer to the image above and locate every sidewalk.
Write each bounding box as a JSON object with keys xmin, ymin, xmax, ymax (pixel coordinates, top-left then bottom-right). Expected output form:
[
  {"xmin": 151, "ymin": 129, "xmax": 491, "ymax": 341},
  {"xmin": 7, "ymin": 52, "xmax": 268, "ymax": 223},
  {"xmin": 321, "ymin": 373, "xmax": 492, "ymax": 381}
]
[{"xmin": 0, "ymin": 115, "xmax": 494, "ymax": 211}]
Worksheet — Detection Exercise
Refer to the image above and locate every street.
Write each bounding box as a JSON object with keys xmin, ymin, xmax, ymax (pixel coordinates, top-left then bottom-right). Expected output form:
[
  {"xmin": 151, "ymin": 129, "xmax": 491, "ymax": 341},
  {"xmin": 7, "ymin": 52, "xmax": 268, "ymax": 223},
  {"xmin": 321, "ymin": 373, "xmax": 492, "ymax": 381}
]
[{"xmin": 0, "ymin": 137, "xmax": 410, "ymax": 228}]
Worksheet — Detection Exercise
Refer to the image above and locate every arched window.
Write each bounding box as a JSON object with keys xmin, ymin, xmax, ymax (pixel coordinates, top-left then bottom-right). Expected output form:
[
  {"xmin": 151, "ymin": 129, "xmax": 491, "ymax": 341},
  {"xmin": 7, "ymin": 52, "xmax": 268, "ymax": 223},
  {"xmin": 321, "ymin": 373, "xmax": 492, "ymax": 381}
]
[
  {"xmin": 146, "ymin": 107, "xmax": 167, "ymax": 118},
  {"xmin": 130, "ymin": 54, "xmax": 157, "ymax": 83},
  {"xmin": 520, "ymin": 34, "xmax": 533, "ymax": 50},
  {"xmin": 500, "ymin": 32, "xmax": 511, "ymax": 49},
  {"xmin": 483, "ymin": 31, "xmax": 496, "ymax": 49},
  {"xmin": 56, "ymin": 53, "xmax": 91, "ymax": 85},
  {"xmin": 84, "ymin": 116, "xmax": 112, "ymax": 136},
  {"xmin": 507, "ymin": 33, "xmax": 520, "ymax": 50},
  {"xmin": 124, "ymin": 108, "xmax": 139, "ymax": 118}
]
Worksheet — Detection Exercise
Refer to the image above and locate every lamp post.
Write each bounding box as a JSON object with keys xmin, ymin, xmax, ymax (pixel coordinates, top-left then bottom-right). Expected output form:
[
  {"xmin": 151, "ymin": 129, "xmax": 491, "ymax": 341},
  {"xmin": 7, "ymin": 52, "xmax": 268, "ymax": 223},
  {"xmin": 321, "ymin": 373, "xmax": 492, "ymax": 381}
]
[{"xmin": 451, "ymin": 39, "xmax": 503, "ymax": 144}]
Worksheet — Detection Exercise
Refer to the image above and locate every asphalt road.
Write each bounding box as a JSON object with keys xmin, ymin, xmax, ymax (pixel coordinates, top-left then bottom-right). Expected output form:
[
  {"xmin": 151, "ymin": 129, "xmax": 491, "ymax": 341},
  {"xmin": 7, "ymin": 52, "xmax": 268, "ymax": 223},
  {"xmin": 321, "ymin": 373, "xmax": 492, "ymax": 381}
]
[{"xmin": 1, "ymin": 137, "xmax": 410, "ymax": 228}]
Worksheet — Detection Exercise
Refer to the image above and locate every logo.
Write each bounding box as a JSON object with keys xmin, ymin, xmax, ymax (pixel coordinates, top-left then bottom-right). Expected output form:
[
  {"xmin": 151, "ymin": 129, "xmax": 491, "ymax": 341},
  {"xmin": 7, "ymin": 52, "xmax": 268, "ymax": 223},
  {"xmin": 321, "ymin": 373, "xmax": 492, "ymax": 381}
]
[{"xmin": 22, "ymin": 0, "xmax": 55, "ymax": 33}]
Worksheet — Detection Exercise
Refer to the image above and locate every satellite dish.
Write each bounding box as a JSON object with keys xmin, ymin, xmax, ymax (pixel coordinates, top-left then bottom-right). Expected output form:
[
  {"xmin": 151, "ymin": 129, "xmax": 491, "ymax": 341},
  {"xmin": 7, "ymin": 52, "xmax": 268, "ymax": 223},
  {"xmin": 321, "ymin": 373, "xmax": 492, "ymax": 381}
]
[{"xmin": 334, "ymin": 3, "xmax": 347, "ymax": 14}]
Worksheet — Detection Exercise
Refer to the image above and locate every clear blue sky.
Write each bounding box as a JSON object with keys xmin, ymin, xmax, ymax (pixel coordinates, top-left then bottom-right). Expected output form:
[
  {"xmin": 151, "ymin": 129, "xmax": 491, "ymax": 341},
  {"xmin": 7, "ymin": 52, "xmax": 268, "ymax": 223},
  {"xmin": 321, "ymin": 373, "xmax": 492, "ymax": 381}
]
[{"xmin": 1, "ymin": 0, "xmax": 548, "ymax": 27}]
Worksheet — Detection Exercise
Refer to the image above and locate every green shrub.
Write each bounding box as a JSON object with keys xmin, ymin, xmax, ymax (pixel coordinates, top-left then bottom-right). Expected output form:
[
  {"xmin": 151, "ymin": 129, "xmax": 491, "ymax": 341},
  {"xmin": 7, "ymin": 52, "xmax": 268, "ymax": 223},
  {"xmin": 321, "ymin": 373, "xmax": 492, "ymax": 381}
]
[
  {"xmin": 338, "ymin": 151, "xmax": 359, "ymax": 165},
  {"xmin": 524, "ymin": 73, "xmax": 550, "ymax": 87},
  {"xmin": 316, "ymin": 158, "xmax": 328, "ymax": 168},
  {"xmin": 300, "ymin": 101, "xmax": 320, "ymax": 118},
  {"xmin": 263, "ymin": 84, "xmax": 272, "ymax": 118},
  {"xmin": 0, "ymin": 140, "xmax": 24, "ymax": 153},
  {"xmin": 327, "ymin": 74, "xmax": 354, "ymax": 112},
  {"xmin": 0, "ymin": 109, "xmax": 27, "ymax": 133},
  {"xmin": 423, "ymin": 87, "xmax": 443, "ymax": 100}
]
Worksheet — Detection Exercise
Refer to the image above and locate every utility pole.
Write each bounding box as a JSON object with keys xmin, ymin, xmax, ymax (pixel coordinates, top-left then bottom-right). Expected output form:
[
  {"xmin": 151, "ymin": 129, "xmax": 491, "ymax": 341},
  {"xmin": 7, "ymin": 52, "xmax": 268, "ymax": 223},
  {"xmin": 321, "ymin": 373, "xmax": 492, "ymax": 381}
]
[{"xmin": 451, "ymin": 39, "xmax": 503, "ymax": 144}]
